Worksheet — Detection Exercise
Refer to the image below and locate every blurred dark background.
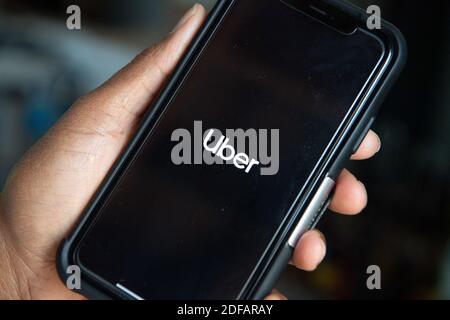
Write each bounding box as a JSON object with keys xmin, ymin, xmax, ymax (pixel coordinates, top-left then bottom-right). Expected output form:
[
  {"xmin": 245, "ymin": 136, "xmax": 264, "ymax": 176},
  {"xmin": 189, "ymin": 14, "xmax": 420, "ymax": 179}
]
[{"xmin": 0, "ymin": 0, "xmax": 449, "ymax": 299}]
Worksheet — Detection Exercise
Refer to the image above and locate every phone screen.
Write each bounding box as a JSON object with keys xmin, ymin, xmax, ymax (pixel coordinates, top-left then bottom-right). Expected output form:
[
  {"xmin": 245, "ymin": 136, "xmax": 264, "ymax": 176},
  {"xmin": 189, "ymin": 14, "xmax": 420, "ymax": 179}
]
[{"xmin": 76, "ymin": 0, "xmax": 385, "ymax": 299}]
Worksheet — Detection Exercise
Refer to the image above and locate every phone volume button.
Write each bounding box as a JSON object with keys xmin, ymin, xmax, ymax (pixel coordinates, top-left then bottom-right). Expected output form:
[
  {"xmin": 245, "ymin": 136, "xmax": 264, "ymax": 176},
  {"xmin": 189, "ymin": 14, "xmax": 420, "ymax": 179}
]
[{"xmin": 288, "ymin": 177, "xmax": 335, "ymax": 248}]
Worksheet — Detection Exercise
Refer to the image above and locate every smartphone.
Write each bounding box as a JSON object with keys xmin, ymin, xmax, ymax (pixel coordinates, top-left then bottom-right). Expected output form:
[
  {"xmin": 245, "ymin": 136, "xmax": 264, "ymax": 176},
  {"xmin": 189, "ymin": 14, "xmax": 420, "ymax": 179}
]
[{"xmin": 58, "ymin": 0, "xmax": 406, "ymax": 300}]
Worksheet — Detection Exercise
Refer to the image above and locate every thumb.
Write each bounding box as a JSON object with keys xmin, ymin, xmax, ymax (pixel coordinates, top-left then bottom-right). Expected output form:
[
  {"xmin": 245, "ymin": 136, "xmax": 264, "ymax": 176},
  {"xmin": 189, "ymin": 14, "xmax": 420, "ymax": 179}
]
[
  {"xmin": 1, "ymin": 4, "xmax": 206, "ymax": 258},
  {"xmin": 66, "ymin": 3, "xmax": 207, "ymax": 138}
]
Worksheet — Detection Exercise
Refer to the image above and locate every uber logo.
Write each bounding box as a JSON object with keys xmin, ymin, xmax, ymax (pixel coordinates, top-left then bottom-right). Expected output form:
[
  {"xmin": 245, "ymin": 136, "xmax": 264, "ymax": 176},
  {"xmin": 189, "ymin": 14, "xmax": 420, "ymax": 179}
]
[{"xmin": 171, "ymin": 121, "xmax": 280, "ymax": 176}]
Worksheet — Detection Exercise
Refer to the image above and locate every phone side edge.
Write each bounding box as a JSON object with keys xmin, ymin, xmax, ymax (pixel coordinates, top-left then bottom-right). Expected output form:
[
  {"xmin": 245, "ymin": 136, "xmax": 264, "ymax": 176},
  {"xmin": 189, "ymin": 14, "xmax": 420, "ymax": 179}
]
[{"xmin": 247, "ymin": 1, "xmax": 407, "ymax": 300}]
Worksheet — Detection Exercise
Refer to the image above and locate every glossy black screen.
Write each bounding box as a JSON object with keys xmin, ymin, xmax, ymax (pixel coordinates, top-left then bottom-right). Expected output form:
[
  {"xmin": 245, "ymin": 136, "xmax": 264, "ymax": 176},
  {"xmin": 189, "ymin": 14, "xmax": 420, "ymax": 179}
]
[{"xmin": 76, "ymin": 0, "xmax": 384, "ymax": 299}]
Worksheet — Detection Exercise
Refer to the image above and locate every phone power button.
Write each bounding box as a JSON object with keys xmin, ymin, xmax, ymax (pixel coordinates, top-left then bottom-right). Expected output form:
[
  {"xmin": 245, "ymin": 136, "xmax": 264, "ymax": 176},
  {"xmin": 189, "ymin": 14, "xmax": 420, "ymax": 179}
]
[{"xmin": 288, "ymin": 177, "xmax": 335, "ymax": 248}]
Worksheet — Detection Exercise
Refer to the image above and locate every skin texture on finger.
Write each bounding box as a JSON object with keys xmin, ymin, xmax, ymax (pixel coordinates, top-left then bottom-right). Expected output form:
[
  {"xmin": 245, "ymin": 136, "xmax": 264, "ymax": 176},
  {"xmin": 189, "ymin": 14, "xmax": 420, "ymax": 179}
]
[
  {"xmin": 329, "ymin": 169, "xmax": 368, "ymax": 215},
  {"xmin": 0, "ymin": 5, "xmax": 206, "ymax": 299},
  {"xmin": 88, "ymin": 4, "xmax": 206, "ymax": 123},
  {"xmin": 292, "ymin": 230, "xmax": 326, "ymax": 272},
  {"xmin": 1, "ymin": 4, "xmax": 206, "ymax": 259},
  {"xmin": 265, "ymin": 289, "xmax": 288, "ymax": 301},
  {"xmin": 351, "ymin": 130, "xmax": 381, "ymax": 160}
]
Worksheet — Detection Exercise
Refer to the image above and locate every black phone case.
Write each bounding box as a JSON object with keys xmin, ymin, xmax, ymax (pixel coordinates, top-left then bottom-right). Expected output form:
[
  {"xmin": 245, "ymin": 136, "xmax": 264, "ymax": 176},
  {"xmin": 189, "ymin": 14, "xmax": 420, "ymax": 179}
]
[{"xmin": 57, "ymin": 0, "xmax": 407, "ymax": 300}]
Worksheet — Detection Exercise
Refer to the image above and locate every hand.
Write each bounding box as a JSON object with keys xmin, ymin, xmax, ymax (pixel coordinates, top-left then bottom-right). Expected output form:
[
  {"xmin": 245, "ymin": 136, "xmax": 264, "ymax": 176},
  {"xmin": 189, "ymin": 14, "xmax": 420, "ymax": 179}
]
[{"xmin": 0, "ymin": 4, "xmax": 380, "ymax": 300}]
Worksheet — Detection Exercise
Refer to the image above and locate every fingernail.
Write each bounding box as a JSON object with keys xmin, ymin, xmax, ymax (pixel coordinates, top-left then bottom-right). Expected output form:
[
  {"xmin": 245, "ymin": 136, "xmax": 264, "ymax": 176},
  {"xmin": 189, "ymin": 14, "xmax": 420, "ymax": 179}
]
[
  {"xmin": 377, "ymin": 135, "xmax": 383, "ymax": 153},
  {"xmin": 376, "ymin": 133, "xmax": 382, "ymax": 153},
  {"xmin": 316, "ymin": 231, "xmax": 327, "ymax": 264},
  {"xmin": 359, "ymin": 181, "xmax": 368, "ymax": 209},
  {"xmin": 172, "ymin": 3, "xmax": 200, "ymax": 33},
  {"xmin": 317, "ymin": 230, "xmax": 326, "ymax": 244}
]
